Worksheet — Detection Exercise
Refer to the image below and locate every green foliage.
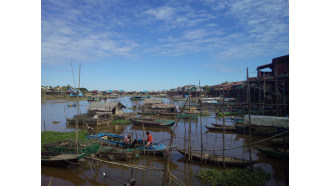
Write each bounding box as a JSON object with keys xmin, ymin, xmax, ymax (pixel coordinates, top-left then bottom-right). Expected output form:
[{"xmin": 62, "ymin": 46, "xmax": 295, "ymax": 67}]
[
  {"xmin": 41, "ymin": 131, "xmax": 88, "ymax": 149},
  {"xmin": 79, "ymin": 87, "xmax": 88, "ymax": 93},
  {"xmin": 203, "ymin": 85, "xmax": 211, "ymax": 94},
  {"xmin": 111, "ymin": 120, "xmax": 132, "ymax": 125},
  {"xmin": 196, "ymin": 168, "xmax": 270, "ymax": 186}
]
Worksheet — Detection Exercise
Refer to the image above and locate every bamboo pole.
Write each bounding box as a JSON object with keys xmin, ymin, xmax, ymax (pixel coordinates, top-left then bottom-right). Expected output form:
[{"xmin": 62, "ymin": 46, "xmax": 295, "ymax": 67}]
[
  {"xmin": 142, "ymin": 122, "xmax": 145, "ymax": 155},
  {"xmin": 222, "ymin": 86, "xmax": 225, "ymax": 169},
  {"xmin": 188, "ymin": 90, "xmax": 192, "ymax": 161},
  {"xmin": 44, "ymin": 120, "xmax": 46, "ymax": 139},
  {"xmin": 199, "ymin": 80, "xmax": 204, "ymax": 165},
  {"xmin": 263, "ymin": 72, "xmax": 266, "ymax": 115},
  {"xmin": 247, "ymin": 68, "xmax": 252, "ymax": 163}
]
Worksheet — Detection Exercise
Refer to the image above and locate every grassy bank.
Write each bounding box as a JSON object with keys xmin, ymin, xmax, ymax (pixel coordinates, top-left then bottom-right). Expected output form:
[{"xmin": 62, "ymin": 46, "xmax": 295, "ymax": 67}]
[
  {"xmin": 41, "ymin": 131, "xmax": 88, "ymax": 148},
  {"xmin": 41, "ymin": 95, "xmax": 88, "ymax": 101},
  {"xmin": 196, "ymin": 168, "xmax": 270, "ymax": 186}
]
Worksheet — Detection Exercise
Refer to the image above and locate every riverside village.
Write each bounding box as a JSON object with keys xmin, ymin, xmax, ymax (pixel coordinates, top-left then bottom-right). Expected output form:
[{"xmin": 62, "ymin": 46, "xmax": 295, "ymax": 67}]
[{"xmin": 42, "ymin": 55, "xmax": 289, "ymax": 185}]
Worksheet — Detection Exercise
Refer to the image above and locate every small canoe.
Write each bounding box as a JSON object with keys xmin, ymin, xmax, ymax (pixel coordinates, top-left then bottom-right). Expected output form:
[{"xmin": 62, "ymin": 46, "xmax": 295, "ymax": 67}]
[
  {"xmin": 255, "ymin": 146, "xmax": 288, "ymax": 159},
  {"xmin": 177, "ymin": 149, "xmax": 255, "ymax": 167},
  {"xmin": 41, "ymin": 152, "xmax": 85, "ymax": 167},
  {"xmin": 205, "ymin": 125, "xmax": 237, "ymax": 132},
  {"xmin": 211, "ymin": 123, "xmax": 234, "ymax": 127},
  {"xmin": 131, "ymin": 119, "xmax": 175, "ymax": 128}
]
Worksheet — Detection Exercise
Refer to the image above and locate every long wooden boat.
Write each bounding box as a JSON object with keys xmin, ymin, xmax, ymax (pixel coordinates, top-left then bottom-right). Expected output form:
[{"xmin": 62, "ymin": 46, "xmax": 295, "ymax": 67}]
[
  {"xmin": 131, "ymin": 119, "xmax": 175, "ymax": 128},
  {"xmin": 41, "ymin": 152, "xmax": 85, "ymax": 167},
  {"xmin": 270, "ymin": 137, "xmax": 289, "ymax": 146},
  {"xmin": 137, "ymin": 111, "xmax": 178, "ymax": 117},
  {"xmin": 205, "ymin": 125, "xmax": 237, "ymax": 132},
  {"xmin": 211, "ymin": 123, "xmax": 235, "ymax": 127},
  {"xmin": 177, "ymin": 149, "xmax": 255, "ymax": 167},
  {"xmin": 255, "ymin": 146, "xmax": 289, "ymax": 159},
  {"xmin": 88, "ymin": 133, "xmax": 168, "ymax": 156},
  {"xmin": 130, "ymin": 96, "xmax": 145, "ymax": 101},
  {"xmin": 177, "ymin": 113, "xmax": 198, "ymax": 119},
  {"xmin": 234, "ymin": 122, "xmax": 288, "ymax": 137}
]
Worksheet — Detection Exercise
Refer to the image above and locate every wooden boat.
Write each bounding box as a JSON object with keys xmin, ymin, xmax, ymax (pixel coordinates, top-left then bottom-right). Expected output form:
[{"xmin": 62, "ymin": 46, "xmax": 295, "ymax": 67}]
[
  {"xmin": 137, "ymin": 111, "xmax": 178, "ymax": 117},
  {"xmin": 88, "ymin": 133, "xmax": 168, "ymax": 156},
  {"xmin": 131, "ymin": 118, "xmax": 175, "ymax": 128},
  {"xmin": 41, "ymin": 152, "xmax": 85, "ymax": 167},
  {"xmin": 255, "ymin": 146, "xmax": 288, "ymax": 159},
  {"xmin": 211, "ymin": 123, "xmax": 235, "ymax": 127},
  {"xmin": 270, "ymin": 137, "xmax": 289, "ymax": 146},
  {"xmin": 177, "ymin": 149, "xmax": 255, "ymax": 167},
  {"xmin": 205, "ymin": 125, "xmax": 237, "ymax": 132},
  {"xmin": 234, "ymin": 122, "xmax": 288, "ymax": 137},
  {"xmin": 130, "ymin": 96, "xmax": 145, "ymax": 101},
  {"xmin": 177, "ymin": 113, "xmax": 198, "ymax": 119}
]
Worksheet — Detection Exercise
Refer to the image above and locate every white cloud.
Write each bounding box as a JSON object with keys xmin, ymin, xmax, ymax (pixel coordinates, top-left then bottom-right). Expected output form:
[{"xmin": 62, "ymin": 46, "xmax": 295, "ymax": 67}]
[
  {"xmin": 184, "ymin": 29, "xmax": 206, "ymax": 40},
  {"xmin": 145, "ymin": 6, "xmax": 175, "ymax": 21}
]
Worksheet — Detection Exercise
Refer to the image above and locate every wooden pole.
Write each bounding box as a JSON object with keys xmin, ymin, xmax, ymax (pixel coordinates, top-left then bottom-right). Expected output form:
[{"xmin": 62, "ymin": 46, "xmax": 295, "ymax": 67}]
[
  {"xmin": 188, "ymin": 90, "xmax": 192, "ymax": 161},
  {"xmin": 258, "ymin": 69, "xmax": 261, "ymax": 115},
  {"xmin": 263, "ymin": 72, "xmax": 266, "ymax": 115},
  {"xmin": 142, "ymin": 122, "xmax": 145, "ymax": 155},
  {"xmin": 199, "ymin": 80, "xmax": 204, "ymax": 165},
  {"xmin": 43, "ymin": 120, "xmax": 46, "ymax": 139},
  {"xmin": 247, "ymin": 68, "xmax": 252, "ymax": 163},
  {"xmin": 222, "ymin": 86, "xmax": 225, "ymax": 169}
]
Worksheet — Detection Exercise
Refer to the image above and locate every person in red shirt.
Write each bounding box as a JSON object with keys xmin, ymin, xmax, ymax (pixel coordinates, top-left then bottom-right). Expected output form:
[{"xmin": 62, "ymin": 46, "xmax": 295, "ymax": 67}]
[{"xmin": 146, "ymin": 131, "xmax": 153, "ymax": 146}]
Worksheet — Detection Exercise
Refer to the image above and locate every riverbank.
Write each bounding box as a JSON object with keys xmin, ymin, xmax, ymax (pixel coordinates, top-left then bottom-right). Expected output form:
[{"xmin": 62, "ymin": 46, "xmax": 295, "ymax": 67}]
[{"xmin": 41, "ymin": 95, "xmax": 88, "ymax": 101}]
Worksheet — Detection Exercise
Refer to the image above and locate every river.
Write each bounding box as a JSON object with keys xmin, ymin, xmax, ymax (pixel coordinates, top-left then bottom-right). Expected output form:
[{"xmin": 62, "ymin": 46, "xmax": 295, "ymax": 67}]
[{"xmin": 41, "ymin": 97, "xmax": 287, "ymax": 185}]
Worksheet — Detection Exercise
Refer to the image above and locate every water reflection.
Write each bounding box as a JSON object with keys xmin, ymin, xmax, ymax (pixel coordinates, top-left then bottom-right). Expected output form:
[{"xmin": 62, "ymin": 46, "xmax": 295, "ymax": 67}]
[{"xmin": 41, "ymin": 96, "xmax": 287, "ymax": 185}]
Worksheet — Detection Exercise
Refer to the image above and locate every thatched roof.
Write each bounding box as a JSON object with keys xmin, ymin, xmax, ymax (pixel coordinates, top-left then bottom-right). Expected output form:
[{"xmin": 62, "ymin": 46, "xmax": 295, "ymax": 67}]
[
  {"xmin": 88, "ymin": 102, "xmax": 126, "ymax": 112},
  {"xmin": 151, "ymin": 104, "xmax": 176, "ymax": 109},
  {"xmin": 144, "ymin": 98, "xmax": 162, "ymax": 104}
]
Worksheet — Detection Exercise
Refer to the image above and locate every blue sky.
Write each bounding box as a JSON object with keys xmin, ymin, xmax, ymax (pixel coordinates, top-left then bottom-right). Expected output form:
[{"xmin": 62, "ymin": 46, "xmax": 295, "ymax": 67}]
[{"xmin": 41, "ymin": 0, "xmax": 289, "ymax": 91}]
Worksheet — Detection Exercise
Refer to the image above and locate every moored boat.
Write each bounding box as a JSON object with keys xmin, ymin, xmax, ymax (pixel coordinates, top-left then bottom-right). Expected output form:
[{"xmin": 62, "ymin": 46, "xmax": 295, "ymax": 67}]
[
  {"xmin": 255, "ymin": 146, "xmax": 288, "ymax": 159},
  {"xmin": 131, "ymin": 118, "xmax": 175, "ymax": 128},
  {"xmin": 234, "ymin": 122, "xmax": 288, "ymax": 137},
  {"xmin": 41, "ymin": 152, "xmax": 85, "ymax": 167},
  {"xmin": 177, "ymin": 149, "xmax": 255, "ymax": 167},
  {"xmin": 205, "ymin": 125, "xmax": 237, "ymax": 132},
  {"xmin": 88, "ymin": 133, "xmax": 168, "ymax": 156},
  {"xmin": 130, "ymin": 96, "xmax": 145, "ymax": 101}
]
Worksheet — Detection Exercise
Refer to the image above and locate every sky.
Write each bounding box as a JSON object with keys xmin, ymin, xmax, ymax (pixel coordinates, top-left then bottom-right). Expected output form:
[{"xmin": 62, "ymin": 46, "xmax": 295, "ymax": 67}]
[{"xmin": 41, "ymin": 0, "xmax": 289, "ymax": 91}]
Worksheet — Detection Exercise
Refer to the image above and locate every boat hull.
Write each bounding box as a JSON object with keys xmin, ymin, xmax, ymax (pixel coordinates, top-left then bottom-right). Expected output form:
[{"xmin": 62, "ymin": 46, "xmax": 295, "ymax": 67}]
[
  {"xmin": 177, "ymin": 149, "xmax": 254, "ymax": 167},
  {"xmin": 131, "ymin": 119, "xmax": 175, "ymax": 128}
]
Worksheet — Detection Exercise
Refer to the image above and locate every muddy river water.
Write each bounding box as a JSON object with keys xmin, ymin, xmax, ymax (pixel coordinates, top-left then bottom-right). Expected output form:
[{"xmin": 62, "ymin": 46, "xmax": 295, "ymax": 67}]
[{"xmin": 41, "ymin": 97, "xmax": 288, "ymax": 185}]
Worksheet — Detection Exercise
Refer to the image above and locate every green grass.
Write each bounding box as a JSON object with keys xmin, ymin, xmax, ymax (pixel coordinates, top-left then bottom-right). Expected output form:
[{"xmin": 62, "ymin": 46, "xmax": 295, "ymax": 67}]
[
  {"xmin": 41, "ymin": 131, "xmax": 88, "ymax": 149},
  {"xmin": 216, "ymin": 112, "xmax": 240, "ymax": 116},
  {"xmin": 196, "ymin": 168, "xmax": 270, "ymax": 186},
  {"xmin": 111, "ymin": 120, "xmax": 132, "ymax": 125}
]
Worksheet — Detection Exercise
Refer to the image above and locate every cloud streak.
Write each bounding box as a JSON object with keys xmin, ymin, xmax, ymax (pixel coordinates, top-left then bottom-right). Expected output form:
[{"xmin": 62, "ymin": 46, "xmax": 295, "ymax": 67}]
[{"xmin": 42, "ymin": 0, "xmax": 288, "ymax": 65}]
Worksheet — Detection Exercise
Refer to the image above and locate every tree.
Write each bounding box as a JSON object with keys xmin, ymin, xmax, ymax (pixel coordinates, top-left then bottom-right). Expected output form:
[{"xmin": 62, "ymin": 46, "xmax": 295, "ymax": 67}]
[
  {"xmin": 79, "ymin": 87, "xmax": 88, "ymax": 94},
  {"xmin": 203, "ymin": 85, "xmax": 210, "ymax": 95}
]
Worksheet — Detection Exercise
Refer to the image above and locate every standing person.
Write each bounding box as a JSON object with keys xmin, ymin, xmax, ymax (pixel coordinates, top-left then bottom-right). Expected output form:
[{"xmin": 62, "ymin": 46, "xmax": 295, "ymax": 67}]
[{"xmin": 145, "ymin": 131, "xmax": 153, "ymax": 146}]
